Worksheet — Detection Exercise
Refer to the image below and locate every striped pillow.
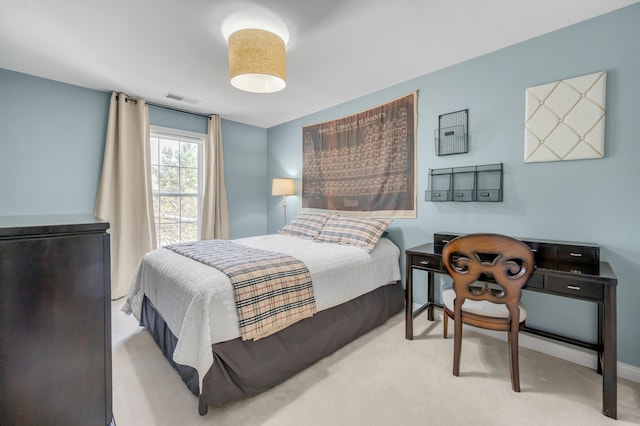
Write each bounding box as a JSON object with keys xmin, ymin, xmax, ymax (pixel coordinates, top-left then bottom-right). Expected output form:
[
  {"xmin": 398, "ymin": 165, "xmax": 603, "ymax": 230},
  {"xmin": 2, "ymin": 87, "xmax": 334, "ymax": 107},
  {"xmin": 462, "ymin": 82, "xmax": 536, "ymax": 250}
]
[
  {"xmin": 277, "ymin": 211, "xmax": 332, "ymax": 239},
  {"xmin": 315, "ymin": 215, "xmax": 392, "ymax": 252}
]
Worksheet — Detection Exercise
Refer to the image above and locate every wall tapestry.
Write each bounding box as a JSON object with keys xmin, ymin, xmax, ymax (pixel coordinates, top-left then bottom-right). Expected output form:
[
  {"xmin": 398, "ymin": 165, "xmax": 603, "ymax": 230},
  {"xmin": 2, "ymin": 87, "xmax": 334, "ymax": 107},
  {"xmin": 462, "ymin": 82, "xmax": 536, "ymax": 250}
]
[
  {"xmin": 524, "ymin": 71, "xmax": 606, "ymax": 163},
  {"xmin": 302, "ymin": 92, "xmax": 417, "ymax": 218}
]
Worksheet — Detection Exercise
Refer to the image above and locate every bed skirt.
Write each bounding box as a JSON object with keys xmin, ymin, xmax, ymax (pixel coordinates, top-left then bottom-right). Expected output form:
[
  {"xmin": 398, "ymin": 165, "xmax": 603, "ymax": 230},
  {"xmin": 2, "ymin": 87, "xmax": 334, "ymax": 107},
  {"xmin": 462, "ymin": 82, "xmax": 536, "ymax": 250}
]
[{"xmin": 140, "ymin": 281, "xmax": 404, "ymax": 415}]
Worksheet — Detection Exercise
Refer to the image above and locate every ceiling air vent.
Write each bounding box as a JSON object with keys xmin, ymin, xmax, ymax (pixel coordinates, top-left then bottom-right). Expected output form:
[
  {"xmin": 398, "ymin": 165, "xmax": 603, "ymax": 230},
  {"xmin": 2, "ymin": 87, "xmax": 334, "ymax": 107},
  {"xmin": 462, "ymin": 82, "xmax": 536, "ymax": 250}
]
[{"xmin": 163, "ymin": 93, "xmax": 201, "ymax": 105}]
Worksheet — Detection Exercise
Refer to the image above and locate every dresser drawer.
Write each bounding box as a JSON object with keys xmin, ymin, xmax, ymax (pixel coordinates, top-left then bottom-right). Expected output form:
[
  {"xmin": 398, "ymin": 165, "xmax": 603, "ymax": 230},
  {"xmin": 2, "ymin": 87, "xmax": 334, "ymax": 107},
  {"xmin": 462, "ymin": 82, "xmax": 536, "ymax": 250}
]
[
  {"xmin": 546, "ymin": 276, "xmax": 603, "ymax": 301},
  {"xmin": 411, "ymin": 254, "xmax": 442, "ymax": 270}
]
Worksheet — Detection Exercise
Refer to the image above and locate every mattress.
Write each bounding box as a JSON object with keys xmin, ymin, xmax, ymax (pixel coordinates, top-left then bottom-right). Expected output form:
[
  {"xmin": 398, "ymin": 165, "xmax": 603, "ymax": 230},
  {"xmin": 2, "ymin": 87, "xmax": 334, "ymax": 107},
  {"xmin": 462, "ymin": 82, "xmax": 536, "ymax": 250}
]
[{"xmin": 122, "ymin": 234, "xmax": 401, "ymax": 390}]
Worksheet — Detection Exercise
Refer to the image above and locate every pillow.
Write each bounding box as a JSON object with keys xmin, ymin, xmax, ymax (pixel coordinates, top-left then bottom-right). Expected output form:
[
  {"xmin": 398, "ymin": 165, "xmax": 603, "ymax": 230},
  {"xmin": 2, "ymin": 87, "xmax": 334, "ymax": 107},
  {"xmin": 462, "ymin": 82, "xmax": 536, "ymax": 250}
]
[
  {"xmin": 277, "ymin": 211, "xmax": 332, "ymax": 239},
  {"xmin": 315, "ymin": 215, "xmax": 392, "ymax": 252}
]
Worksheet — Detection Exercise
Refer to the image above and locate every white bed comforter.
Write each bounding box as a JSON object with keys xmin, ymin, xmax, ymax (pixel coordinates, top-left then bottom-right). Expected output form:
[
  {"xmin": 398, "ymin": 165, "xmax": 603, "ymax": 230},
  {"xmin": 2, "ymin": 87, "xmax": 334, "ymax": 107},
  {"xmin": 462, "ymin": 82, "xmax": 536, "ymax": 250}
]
[{"xmin": 122, "ymin": 234, "xmax": 401, "ymax": 391}]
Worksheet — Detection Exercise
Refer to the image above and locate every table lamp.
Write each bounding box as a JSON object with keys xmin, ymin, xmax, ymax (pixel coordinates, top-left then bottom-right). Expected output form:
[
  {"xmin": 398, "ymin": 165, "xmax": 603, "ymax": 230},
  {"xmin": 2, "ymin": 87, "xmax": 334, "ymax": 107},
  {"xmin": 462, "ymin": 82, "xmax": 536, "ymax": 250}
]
[{"xmin": 271, "ymin": 178, "xmax": 295, "ymax": 225}]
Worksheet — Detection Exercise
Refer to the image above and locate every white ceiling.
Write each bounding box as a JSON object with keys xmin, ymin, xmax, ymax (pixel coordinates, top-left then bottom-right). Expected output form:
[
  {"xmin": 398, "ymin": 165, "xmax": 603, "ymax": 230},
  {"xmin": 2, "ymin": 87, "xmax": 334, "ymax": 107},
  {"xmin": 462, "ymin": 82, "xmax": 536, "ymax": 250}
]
[{"xmin": 0, "ymin": 0, "xmax": 636, "ymax": 128}]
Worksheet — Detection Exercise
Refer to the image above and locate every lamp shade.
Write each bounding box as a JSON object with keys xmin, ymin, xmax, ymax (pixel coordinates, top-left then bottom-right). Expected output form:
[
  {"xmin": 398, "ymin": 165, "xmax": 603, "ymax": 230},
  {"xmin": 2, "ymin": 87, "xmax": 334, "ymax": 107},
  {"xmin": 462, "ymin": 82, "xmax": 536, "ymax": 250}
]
[
  {"xmin": 271, "ymin": 178, "xmax": 295, "ymax": 196},
  {"xmin": 228, "ymin": 28, "xmax": 286, "ymax": 93}
]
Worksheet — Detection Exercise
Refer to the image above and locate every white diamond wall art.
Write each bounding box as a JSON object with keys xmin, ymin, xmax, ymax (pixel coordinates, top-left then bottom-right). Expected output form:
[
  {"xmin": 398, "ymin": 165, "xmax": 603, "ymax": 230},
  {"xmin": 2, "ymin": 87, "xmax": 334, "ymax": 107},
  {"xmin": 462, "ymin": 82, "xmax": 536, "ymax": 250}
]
[{"xmin": 524, "ymin": 71, "xmax": 606, "ymax": 163}]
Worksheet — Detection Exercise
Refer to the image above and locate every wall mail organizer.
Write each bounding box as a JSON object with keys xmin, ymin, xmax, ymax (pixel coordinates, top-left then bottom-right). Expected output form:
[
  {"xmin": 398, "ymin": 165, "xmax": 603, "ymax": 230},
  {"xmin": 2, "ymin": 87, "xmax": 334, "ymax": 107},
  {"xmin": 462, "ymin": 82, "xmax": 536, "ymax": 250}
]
[
  {"xmin": 425, "ymin": 162, "xmax": 503, "ymax": 202},
  {"xmin": 434, "ymin": 109, "xmax": 468, "ymax": 156}
]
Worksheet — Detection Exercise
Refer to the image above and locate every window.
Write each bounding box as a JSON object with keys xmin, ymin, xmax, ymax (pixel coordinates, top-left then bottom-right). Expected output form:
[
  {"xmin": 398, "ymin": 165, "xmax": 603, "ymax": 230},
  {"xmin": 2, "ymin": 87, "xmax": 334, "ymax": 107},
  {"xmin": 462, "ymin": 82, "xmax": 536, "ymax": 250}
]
[{"xmin": 150, "ymin": 127, "xmax": 204, "ymax": 246}]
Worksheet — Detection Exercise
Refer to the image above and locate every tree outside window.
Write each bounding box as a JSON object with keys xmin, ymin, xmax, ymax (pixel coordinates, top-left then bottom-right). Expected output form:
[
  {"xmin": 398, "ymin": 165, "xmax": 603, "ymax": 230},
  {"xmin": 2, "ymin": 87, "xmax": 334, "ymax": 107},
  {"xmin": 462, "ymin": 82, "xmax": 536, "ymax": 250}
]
[{"xmin": 150, "ymin": 129, "xmax": 203, "ymax": 246}]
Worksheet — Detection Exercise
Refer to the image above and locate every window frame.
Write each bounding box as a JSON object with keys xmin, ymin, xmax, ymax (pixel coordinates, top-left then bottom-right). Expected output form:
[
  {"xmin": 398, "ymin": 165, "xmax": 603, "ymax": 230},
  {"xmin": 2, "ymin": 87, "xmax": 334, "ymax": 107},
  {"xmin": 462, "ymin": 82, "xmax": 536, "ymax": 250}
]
[{"xmin": 150, "ymin": 125, "xmax": 205, "ymax": 246}]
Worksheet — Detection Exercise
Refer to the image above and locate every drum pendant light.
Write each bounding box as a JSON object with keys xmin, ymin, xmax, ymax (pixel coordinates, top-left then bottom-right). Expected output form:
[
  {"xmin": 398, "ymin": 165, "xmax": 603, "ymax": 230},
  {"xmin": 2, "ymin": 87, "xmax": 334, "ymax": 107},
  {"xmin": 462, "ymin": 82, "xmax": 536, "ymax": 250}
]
[{"xmin": 228, "ymin": 28, "xmax": 286, "ymax": 93}]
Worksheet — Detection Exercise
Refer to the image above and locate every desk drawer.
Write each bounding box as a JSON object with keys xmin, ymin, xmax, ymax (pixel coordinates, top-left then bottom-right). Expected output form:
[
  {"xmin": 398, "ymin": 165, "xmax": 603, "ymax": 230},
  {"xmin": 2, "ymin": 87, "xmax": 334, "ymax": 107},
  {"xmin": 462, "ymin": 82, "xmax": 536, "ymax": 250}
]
[
  {"xmin": 557, "ymin": 245, "xmax": 598, "ymax": 264},
  {"xmin": 524, "ymin": 273, "xmax": 544, "ymax": 289},
  {"xmin": 411, "ymin": 254, "xmax": 442, "ymax": 270},
  {"xmin": 434, "ymin": 233, "xmax": 458, "ymax": 254},
  {"xmin": 546, "ymin": 276, "xmax": 603, "ymax": 301},
  {"xmin": 526, "ymin": 242, "xmax": 556, "ymax": 270},
  {"xmin": 556, "ymin": 261, "xmax": 600, "ymax": 275}
]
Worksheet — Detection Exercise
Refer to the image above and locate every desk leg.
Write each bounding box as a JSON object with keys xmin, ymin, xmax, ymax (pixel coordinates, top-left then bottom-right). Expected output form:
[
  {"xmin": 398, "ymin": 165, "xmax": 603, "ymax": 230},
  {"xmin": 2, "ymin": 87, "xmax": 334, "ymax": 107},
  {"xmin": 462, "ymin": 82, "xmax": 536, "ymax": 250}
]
[
  {"xmin": 597, "ymin": 303, "xmax": 603, "ymax": 375},
  {"xmin": 405, "ymin": 259, "xmax": 413, "ymax": 340},
  {"xmin": 602, "ymin": 284, "xmax": 617, "ymax": 419},
  {"xmin": 427, "ymin": 271, "xmax": 435, "ymax": 321}
]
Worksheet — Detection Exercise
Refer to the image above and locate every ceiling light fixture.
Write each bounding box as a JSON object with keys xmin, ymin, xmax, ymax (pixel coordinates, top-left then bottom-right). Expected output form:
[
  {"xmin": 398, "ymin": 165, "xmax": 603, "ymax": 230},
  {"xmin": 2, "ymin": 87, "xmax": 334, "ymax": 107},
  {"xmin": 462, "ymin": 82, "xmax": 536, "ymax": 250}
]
[{"xmin": 228, "ymin": 28, "xmax": 286, "ymax": 93}]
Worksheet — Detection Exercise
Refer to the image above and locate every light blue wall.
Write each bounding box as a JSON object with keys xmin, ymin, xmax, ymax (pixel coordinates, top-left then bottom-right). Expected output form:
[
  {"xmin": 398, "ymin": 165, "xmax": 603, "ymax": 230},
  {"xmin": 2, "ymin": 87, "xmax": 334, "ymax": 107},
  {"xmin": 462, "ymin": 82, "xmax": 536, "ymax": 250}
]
[
  {"xmin": 0, "ymin": 69, "xmax": 268, "ymax": 239},
  {"xmin": 267, "ymin": 4, "xmax": 640, "ymax": 367},
  {"xmin": 267, "ymin": 124, "xmax": 304, "ymax": 227},
  {"xmin": 149, "ymin": 104, "xmax": 208, "ymax": 134},
  {"xmin": 0, "ymin": 68, "xmax": 110, "ymax": 214},
  {"xmin": 220, "ymin": 119, "xmax": 268, "ymax": 238}
]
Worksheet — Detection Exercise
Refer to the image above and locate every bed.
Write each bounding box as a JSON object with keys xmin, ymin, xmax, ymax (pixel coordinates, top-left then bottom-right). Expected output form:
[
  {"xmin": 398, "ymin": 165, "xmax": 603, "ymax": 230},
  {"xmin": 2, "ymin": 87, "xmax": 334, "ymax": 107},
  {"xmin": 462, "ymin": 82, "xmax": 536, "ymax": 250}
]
[{"xmin": 122, "ymin": 212, "xmax": 404, "ymax": 415}]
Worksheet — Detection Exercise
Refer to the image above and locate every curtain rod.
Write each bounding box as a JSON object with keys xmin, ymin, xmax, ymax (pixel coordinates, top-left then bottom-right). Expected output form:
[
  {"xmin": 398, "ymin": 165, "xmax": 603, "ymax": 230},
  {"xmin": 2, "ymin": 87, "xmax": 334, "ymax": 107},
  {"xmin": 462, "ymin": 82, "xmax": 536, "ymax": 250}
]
[
  {"xmin": 146, "ymin": 101, "xmax": 211, "ymax": 119},
  {"xmin": 114, "ymin": 94, "xmax": 212, "ymax": 119}
]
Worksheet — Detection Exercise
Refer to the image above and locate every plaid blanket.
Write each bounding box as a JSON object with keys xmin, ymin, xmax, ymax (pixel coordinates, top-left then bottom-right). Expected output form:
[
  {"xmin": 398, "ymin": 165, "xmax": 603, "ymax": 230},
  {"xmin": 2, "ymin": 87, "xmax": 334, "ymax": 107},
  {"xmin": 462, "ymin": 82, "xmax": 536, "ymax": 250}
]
[{"xmin": 166, "ymin": 240, "xmax": 316, "ymax": 340}]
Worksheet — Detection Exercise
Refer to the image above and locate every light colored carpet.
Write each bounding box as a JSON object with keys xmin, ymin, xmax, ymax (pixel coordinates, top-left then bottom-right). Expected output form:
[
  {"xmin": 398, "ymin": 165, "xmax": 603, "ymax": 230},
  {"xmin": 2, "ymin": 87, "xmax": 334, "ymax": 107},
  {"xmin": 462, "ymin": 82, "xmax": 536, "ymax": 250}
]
[{"xmin": 112, "ymin": 301, "xmax": 640, "ymax": 425}]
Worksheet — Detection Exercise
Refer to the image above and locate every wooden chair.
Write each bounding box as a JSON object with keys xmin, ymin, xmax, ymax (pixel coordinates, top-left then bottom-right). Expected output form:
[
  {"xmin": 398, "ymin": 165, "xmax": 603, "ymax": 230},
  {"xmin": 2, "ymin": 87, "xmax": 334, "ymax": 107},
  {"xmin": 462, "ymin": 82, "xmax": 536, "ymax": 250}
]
[{"xmin": 441, "ymin": 233, "xmax": 535, "ymax": 392}]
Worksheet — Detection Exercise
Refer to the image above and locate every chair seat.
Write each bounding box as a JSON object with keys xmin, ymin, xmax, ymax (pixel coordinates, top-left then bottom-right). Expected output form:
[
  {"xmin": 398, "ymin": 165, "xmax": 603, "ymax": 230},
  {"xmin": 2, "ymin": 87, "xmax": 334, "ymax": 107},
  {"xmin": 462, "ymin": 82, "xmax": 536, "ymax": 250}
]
[{"xmin": 442, "ymin": 286, "xmax": 527, "ymax": 322}]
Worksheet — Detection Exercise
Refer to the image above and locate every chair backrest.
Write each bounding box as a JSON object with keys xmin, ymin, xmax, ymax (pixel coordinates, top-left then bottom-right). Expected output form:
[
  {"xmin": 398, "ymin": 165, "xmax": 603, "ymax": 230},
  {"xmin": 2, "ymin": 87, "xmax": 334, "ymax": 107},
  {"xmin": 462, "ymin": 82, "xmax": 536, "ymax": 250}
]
[{"xmin": 442, "ymin": 233, "xmax": 535, "ymax": 308}]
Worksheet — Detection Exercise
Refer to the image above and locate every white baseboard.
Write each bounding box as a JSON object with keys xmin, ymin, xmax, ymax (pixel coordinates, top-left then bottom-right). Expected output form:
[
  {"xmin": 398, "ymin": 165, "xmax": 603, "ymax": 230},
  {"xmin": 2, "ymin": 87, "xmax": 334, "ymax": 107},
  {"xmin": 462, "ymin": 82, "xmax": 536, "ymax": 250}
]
[{"xmin": 420, "ymin": 306, "xmax": 640, "ymax": 384}]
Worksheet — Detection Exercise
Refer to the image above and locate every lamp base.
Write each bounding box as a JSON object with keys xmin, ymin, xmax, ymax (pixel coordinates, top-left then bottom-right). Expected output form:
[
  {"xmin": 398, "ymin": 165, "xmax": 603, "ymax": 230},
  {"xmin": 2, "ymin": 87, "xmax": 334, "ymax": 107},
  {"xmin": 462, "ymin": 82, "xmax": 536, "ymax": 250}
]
[{"xmin": 282, "ymin": 196, "xmax": 288, "ymax": 226}]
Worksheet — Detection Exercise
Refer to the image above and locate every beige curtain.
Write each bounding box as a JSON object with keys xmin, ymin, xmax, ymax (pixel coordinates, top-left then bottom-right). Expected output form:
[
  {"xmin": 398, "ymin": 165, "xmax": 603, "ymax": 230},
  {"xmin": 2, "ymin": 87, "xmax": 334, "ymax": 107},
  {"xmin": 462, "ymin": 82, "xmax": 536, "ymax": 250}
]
[
  {"xmin": 95, "ymin": 92, "xmax": 156, "ymax": 300},
  {"xmin": 199, "ymin": 114, "xmax": 230, "ymax": 240}
]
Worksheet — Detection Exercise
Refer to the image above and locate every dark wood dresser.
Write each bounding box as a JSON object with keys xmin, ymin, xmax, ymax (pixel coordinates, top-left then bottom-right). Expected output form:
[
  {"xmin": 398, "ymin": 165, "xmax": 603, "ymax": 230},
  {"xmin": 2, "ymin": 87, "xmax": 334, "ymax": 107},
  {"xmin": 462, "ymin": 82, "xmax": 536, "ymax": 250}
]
[{"xmin": 0, "ymin": 215, "xmax": 114, "ymax": 425}]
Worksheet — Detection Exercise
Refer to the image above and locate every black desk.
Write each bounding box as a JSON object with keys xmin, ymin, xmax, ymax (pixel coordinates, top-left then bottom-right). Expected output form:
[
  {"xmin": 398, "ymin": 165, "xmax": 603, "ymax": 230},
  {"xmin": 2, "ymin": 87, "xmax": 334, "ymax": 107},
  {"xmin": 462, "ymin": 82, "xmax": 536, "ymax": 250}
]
[{"xmin": 405, "ymin": 242, "xmax": 618, "ymax": 419}]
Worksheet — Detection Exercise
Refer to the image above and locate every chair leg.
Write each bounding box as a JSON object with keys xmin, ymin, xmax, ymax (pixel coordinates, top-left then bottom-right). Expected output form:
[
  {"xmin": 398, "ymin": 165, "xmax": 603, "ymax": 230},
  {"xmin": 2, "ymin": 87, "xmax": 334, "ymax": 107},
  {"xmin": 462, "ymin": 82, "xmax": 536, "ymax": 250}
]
[
  {"xmin": 508, "ymin": 327, "xmax": 521, "ymax": 392},
  {"xmin": 443, "ymin": 311, "xmax": 448, "ymax": 338},
  {"xmin": 453, "ymin": 303, "xmax": 463, "ymax": 377}
]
